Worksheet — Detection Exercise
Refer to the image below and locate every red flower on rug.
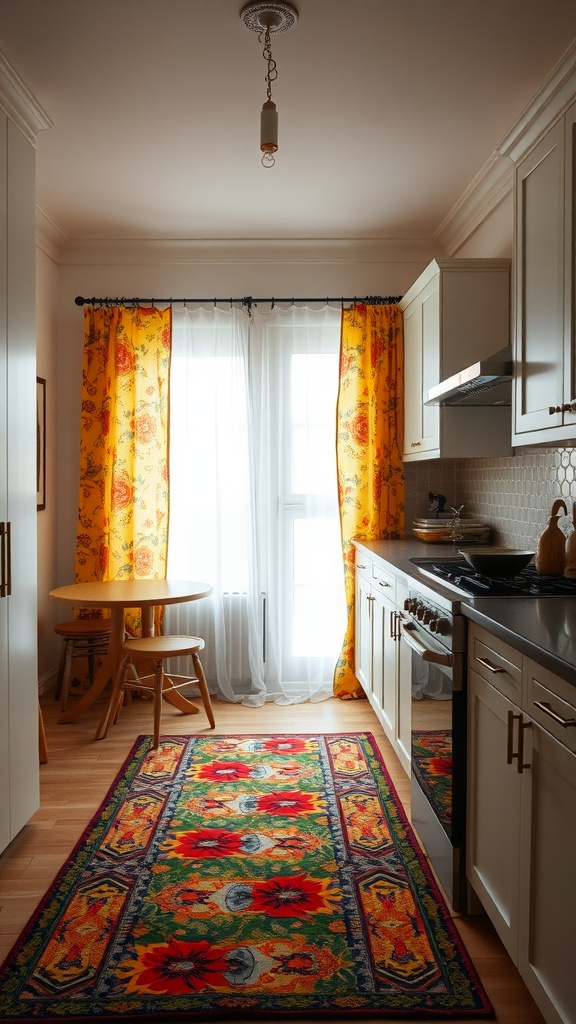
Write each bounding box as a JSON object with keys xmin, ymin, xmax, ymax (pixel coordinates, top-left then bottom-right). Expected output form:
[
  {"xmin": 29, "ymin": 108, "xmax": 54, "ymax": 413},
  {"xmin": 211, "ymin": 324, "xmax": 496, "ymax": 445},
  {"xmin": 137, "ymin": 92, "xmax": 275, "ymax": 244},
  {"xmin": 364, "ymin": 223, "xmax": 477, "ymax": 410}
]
[
  {"xmin": 194, "ymin": 761, "xmax": 254, "ymax": 781},
  {"xmin": 126, "ymin": 938, "xmax": 228, "ymax": 994},
  {"xmin": 171, "ymin": 827, "xmax": 244, "ymax": 858},
  {"xmin": 261, "ymin": 738, "xmax": 310, "ymax": 753},
  {"xmin": 427, "ymin": 756, "xmax": 452, "ymax": 777},
  {"xmin": 256, "ymin": 791, "xmax": 321, "ymax": 815},
  {"xmin": 250, "ymin": 873, "xmax": 338, "ymax": 918}
]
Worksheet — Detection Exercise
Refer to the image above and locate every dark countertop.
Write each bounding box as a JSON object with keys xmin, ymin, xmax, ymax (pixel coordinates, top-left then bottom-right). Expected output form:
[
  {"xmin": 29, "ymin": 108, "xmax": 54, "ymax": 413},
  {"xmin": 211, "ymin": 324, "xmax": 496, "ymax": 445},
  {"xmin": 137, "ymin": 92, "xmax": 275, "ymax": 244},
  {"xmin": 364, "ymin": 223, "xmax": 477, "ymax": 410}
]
[{"xmin": 354, "ymin": 538, "xmax": 576, "ymax": 689}]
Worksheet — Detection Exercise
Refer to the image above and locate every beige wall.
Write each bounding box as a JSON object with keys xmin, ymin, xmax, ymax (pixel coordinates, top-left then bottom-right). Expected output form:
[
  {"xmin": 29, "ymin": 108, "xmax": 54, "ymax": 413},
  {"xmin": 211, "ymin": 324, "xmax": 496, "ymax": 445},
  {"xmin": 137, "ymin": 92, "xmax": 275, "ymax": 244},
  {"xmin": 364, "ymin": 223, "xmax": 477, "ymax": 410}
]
[{"xmin": 36, "ymin": 246, "xmax": 60, "ymax": 688}]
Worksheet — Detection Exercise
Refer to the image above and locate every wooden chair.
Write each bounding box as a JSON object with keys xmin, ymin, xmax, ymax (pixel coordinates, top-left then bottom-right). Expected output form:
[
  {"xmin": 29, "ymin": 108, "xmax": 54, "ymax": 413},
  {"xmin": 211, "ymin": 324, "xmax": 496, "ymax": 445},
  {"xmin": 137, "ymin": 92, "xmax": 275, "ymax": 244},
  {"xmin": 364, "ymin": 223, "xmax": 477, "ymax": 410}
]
[
  {"xmin": 99, "ymin": 635, "xmax": 215, "ymax": 747},
  {"xmin": 54, "ymin": 618, "xmax": 112, "ymax": 710}
]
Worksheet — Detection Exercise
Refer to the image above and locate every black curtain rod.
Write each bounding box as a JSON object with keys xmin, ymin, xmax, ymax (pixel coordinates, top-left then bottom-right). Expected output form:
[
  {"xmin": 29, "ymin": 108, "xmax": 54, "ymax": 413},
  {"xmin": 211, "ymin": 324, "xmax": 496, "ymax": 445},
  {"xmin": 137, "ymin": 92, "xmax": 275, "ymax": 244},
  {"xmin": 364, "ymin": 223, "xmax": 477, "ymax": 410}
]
[{"xmin": 74, "ymin": 294, "xmax": 403, "ymax": 310}]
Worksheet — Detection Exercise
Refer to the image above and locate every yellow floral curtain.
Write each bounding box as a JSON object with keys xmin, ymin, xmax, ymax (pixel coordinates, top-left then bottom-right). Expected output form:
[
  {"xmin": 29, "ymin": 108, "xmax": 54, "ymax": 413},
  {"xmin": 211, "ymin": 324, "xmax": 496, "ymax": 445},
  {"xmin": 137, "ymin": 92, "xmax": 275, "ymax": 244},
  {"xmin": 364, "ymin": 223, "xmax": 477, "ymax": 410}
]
[
  {"xmin": 75, "ymin": 305, "xmax": 171, "ymax": 629},
  {"xmin": 333, "ymin": 303, "xmax": 405, "ymax": 699}
]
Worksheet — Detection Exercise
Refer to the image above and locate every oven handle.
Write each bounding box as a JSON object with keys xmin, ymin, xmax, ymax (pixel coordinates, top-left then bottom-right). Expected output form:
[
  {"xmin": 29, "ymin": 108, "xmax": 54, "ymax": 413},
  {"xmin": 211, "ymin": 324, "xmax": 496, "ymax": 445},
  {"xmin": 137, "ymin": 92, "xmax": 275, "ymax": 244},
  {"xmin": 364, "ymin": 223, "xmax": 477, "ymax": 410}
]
[{"xmin": 400, "ymin": 620, "xmax": 452, "ymax": 667}]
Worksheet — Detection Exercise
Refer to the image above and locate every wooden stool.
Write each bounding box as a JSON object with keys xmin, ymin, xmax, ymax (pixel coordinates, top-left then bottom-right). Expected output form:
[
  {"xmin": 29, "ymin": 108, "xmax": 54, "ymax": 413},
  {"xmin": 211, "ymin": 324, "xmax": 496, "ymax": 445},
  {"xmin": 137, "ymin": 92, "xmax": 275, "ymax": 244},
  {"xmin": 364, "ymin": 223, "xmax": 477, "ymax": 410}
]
[
  {"xmin": 98, "ymin": 635, "xmax": 215, "ymax": 747},
  {"xmin": 54, "ymin": 619, "xmax": 112, "ymax": 710},
  {"xmin": 38, "ymin": 702, "xmax": 48, "ymax": 764}
]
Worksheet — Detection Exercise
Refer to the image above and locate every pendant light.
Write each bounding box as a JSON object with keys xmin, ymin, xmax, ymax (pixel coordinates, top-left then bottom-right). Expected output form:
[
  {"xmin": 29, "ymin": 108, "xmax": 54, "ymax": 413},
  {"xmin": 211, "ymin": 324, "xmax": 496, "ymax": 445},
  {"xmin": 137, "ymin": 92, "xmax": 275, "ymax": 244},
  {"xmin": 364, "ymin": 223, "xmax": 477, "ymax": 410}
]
[{"xmin": 241, "ymin": 2, "xmax": 298, "ymax": 167}]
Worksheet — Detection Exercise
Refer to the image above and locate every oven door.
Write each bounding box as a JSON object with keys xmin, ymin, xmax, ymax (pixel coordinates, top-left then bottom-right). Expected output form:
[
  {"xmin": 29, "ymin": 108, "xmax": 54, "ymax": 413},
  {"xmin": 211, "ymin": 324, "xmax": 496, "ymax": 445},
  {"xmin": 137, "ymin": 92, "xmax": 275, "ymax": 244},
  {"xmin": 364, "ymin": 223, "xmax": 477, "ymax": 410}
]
[{"xmin": 400, "ymin": 617, "xmax": 466, "ymax": 910}]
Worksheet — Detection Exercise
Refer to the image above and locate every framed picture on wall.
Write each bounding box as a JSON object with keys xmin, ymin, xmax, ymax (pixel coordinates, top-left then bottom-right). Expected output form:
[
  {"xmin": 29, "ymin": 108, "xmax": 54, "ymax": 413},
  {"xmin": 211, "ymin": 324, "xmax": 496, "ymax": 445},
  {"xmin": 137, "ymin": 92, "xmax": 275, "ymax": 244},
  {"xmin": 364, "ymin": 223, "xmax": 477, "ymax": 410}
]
[{"xmin": 37, "ymin": 377, "xmax": 46, "ymax": 511}]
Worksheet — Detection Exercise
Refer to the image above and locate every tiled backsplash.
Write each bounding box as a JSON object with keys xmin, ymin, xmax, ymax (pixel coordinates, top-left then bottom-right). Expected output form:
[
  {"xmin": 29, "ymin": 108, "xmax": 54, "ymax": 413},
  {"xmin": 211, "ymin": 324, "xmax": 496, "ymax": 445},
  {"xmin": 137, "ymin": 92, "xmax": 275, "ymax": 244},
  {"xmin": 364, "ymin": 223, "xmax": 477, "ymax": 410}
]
[{"xmin": 404, "ymin": 449, "xmax": 576, "ymax": 548}]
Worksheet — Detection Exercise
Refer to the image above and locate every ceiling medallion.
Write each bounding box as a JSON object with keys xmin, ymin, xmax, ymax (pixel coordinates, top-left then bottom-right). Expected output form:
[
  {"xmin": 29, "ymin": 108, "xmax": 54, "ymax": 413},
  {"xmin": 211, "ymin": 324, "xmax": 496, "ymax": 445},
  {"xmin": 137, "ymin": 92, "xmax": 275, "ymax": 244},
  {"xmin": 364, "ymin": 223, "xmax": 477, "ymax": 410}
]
[{"xmin": 241, "ymin": 2, "xmax": 298, "ymax": 34}]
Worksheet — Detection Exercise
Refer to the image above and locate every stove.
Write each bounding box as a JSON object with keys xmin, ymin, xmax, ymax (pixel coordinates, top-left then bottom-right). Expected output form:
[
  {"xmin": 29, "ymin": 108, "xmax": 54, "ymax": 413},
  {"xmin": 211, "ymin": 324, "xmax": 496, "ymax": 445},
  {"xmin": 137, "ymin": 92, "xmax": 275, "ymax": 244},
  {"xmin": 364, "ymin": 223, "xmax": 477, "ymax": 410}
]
[
  {"xmin": 409, "ymin": 558, "xmax": 576, "ymax": 598},
  {"xmin": 401, "ymin": 554, "xmax": 576, "ymax": 912}
]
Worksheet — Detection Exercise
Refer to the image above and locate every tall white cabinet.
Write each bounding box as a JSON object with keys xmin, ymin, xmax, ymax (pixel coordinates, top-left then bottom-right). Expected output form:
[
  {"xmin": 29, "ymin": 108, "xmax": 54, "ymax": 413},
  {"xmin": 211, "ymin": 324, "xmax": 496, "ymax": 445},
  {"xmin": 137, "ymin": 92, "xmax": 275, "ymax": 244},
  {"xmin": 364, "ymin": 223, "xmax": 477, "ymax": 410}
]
[
  {"xmin": 0, "ymin": 56, "xmax": 51, "ymax": 855},
  {"xmin": 512, "ymin": 100, "xmax": 576, "ymax": 443}
]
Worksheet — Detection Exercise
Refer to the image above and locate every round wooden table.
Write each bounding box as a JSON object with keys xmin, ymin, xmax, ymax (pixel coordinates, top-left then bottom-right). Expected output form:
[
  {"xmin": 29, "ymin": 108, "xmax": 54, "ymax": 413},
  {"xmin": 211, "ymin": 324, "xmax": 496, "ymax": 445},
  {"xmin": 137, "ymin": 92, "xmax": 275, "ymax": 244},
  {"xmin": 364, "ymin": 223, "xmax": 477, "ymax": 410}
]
[{"xmin": 49, "ymin": 579, "xmax": 212, "ymax": 732}]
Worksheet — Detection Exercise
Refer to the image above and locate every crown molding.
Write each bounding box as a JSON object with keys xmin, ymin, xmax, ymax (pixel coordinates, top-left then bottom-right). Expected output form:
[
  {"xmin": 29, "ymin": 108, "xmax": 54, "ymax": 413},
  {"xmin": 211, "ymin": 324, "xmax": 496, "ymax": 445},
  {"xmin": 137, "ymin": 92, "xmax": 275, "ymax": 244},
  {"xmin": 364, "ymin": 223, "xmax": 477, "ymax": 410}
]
[
  {"xmin": 55, "ymin": 235, "xmax": 439, "ymax": 267},
  {"xmin": 499, "ymin": 38, "xmax": 576, "ymax": 163},
  {"xmin": 36, "ymin": 206, "xmax": 67, "ymax": 262},
  {"xmin": 435, "ymin": 151, "xmax": 514, "ymax": 255},
  {"xmin": 0, "ymin": 48, "xmax": 52, "ymax": 143}
]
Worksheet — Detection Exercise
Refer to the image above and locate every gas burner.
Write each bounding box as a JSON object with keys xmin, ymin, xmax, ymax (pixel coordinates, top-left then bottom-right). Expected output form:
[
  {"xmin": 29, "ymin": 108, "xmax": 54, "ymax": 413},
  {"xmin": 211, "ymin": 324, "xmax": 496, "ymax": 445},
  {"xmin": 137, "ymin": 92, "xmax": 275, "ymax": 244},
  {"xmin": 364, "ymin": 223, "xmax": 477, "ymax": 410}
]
[{"xmin": 410, "ymin": 558, "xmax": 576, "ymax": 598}]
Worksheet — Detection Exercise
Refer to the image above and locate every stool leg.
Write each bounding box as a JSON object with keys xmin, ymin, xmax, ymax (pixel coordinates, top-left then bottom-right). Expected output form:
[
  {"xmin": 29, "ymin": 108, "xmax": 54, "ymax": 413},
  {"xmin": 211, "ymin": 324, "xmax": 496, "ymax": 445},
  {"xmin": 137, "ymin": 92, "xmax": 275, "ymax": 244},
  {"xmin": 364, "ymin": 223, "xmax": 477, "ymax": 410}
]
[
  {"xmin": 192, "ymin": 652, "xmax": 215, "ymax": 728},
  {"xmin": 61, "ymin": 647, "xmax": 75, "ymax": 711},
  {"xmin": 96, "ymin": 654, "xmax": 129, "ymax": 740},
  {"xmin": 38, "ymin": 702, "xmax": 48, "ymax": 764},
  {"xmin": 153, "ymin": 659, "xmax": 163, "ymax": 748},
  {"xmin": 54, "ymin": 642, "xmax": 66, "ymax": 701}
]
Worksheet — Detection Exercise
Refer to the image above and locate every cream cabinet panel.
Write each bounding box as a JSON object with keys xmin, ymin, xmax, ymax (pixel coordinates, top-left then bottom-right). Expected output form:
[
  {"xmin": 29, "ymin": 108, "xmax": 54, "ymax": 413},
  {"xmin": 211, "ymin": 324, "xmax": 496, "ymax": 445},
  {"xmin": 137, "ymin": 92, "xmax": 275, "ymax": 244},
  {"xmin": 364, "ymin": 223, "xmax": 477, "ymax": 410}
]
[
  {"xmin": 394, "ymin": 581, "xmax": 411, "ymax": 774},
  {"xmin": 0, "ymin": 112, "xmax": 8, "ymax": 855},
  {"xmin": 467, "ymin": 668, "xmax": 523, "ymax": 959},
  {"xmin": 353, "ymin": 548, "xmax": 410, "ymax": 775},
  {"xmin": 0, "ymin": 111, "xmax": 39, "ymax": 855},
  {"xmin": 354, "ymin": 556, "xmax": 372, "ymax": 695},
  {"xmin": 513, "ymin": 99, "xmax": 576, "ymax": 445},
  {"xmin": 467, "ymin": 623, "xmax": 576, "ymax": 1024},
  {"xmin": 400, "ymin": 259, "xmax": 512, "ymax": 462},
  {"xmin": 402, "ymin": 276, "xmax": 440, "ymax": 458},
  {"xmin": 518, "ymin": 724, "xmax": 576, "ymax": 1024}
]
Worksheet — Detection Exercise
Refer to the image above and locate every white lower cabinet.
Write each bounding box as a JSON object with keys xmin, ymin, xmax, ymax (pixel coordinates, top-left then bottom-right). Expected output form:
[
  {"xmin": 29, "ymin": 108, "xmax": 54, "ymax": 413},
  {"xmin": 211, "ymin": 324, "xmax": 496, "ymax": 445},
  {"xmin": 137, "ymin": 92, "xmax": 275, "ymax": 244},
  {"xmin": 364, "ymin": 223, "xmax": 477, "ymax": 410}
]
[
  {"xmin": 354, "ymin": 548, "xmax": 410, "ymax": 774},
  {"xmin": 467, "ymin": 623, "xmax": 576, "ymax": 1024}
]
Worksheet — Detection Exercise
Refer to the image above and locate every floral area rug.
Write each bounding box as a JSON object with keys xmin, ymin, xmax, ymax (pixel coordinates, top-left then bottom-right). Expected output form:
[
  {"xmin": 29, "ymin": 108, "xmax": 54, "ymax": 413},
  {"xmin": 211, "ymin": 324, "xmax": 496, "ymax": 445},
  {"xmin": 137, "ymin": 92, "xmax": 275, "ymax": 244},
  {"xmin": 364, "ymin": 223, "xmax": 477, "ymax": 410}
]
[
  {"xmin": 411, "ymin": 730, "xmax": 453, "ymax": 834},
  {"xmin": 0, "ymin": 733, "xmax": 493, "ymax": 1021}
]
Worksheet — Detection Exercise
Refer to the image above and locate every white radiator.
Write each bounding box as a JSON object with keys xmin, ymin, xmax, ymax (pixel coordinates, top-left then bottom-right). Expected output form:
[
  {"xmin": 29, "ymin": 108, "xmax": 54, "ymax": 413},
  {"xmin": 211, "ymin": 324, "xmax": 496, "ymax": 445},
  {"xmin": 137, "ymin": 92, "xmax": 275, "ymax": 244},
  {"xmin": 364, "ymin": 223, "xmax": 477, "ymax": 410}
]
[{"xmin": 163, "ymin": 592, "xmax": 261, "ymax": 686}]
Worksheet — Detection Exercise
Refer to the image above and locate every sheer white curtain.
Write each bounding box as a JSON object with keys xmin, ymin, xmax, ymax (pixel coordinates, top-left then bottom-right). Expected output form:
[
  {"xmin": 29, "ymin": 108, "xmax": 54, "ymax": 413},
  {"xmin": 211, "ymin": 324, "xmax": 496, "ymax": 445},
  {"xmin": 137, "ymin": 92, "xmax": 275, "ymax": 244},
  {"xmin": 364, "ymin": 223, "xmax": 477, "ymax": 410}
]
[
  {"xmin": 249, "ymin": 305, "xmax": 345, "ymax": 701},
  {"xmin": 165, "ymin": 303, "xmax": 345, "ymax": 704}
]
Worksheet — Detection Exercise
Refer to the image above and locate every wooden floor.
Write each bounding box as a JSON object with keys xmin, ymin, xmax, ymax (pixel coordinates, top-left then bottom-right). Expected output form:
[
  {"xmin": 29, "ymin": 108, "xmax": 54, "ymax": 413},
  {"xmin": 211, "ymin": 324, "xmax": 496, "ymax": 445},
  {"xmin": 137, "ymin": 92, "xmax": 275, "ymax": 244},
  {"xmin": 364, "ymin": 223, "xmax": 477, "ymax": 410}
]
[{"xmin": 0, "ymin": 690, "xmax": 545, "ymax": 1024}]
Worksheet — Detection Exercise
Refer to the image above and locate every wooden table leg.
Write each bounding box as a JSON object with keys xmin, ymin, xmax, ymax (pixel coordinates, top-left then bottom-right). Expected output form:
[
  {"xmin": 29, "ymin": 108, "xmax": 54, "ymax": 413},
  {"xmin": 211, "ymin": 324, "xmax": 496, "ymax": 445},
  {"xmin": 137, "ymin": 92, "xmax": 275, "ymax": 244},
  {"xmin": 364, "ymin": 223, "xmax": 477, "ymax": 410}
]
[{"xmin": 58, "ymin": 607, "xmax": 124, "ymax": 724}]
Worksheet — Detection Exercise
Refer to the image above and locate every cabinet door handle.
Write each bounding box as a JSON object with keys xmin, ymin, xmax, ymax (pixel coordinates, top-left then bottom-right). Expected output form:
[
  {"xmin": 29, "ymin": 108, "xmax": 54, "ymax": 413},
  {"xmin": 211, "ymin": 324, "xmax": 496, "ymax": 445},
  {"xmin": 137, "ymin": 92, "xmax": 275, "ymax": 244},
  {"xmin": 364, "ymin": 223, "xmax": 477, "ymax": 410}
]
[
  {"xmin": 357, "ymin": 562, "xmax": 367, "ymax": 570},
  {"xmin": 0, "ymin": 522, "xmax": 10, "ymax": 598},
  {"xmin": 0, "ymin": 522, "xmax": 5, "ymax": 598},
  {"xmin": 6, "ymin": 522, "xmax": 11, "ymax": 596},
  {"xmin": 533, "ymin": 700, "xmax": 576, "ymax": 728},
  {"xmin": 507, "ymin": 710, "xmax": 531, "ymax": 773},
  {"xmin": 476, "ymin": 656, "xmax": 504, "ymax": 674},
  {"xmin": 390, "ymin": 609, "xmax": 402, "ymax": 640},
  {"xmin": 410, "ymin": 441, "xmax": 422, "ymax": 448},
  {"xmin": 377, "ymin": 579, "xmax": 391, "ymax": 588},
  {"xmin": 506, "ymin": 709, "xmax": 519, "ymax": 764}
]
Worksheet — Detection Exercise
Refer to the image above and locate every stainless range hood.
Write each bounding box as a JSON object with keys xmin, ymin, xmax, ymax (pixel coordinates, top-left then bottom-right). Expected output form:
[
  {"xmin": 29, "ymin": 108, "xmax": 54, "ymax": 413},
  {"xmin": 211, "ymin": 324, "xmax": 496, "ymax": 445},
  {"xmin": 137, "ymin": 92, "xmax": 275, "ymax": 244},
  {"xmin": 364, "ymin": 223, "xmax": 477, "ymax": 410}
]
[{"xmin": 425, "ymin": 347, "xmax": 513, "ymax": 406}]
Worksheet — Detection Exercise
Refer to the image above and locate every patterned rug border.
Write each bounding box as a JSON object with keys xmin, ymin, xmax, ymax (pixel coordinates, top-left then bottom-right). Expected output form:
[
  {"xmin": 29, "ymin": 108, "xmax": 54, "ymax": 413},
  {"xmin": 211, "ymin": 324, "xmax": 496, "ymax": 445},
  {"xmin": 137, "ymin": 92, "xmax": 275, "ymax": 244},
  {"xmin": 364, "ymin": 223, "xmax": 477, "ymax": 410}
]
[{"xmin": 0, "ymin": 733, "xmax": 494, "ymax": 1022}]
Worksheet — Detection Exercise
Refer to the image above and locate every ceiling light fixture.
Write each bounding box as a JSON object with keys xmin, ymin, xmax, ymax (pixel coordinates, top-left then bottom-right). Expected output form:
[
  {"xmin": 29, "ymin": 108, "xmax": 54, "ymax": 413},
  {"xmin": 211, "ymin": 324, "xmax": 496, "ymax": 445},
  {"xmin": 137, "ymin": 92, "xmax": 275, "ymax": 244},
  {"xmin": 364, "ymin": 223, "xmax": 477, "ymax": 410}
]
[{"xmin": 241, "ymin": 1, "xmax": 298, "ymax": 167}]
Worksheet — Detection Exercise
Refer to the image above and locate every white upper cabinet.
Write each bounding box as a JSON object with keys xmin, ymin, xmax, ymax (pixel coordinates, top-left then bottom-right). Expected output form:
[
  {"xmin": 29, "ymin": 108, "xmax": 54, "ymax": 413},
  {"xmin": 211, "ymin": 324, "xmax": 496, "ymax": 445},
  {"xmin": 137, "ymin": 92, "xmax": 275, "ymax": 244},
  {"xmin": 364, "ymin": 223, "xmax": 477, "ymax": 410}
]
[
  {"xmin": 400, "ymin": 259, "xmax": 512, "ymax": 462},
  {"xmin": 513, "ymin": 99, "xmax": 576, "ymax": 444},
  {"xmin": 0, "ymin": 53, "xmax": 51, "ymax": 855}
]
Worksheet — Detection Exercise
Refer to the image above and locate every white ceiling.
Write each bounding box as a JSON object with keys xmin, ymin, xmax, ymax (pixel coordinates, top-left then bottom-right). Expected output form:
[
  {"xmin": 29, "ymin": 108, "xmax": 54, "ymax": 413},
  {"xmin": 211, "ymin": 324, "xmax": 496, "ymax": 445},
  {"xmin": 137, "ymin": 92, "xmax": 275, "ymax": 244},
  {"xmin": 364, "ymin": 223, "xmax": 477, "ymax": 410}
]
[{"xmin": 0, "ymin": 0, "xmax": 575, "ymax": 244}]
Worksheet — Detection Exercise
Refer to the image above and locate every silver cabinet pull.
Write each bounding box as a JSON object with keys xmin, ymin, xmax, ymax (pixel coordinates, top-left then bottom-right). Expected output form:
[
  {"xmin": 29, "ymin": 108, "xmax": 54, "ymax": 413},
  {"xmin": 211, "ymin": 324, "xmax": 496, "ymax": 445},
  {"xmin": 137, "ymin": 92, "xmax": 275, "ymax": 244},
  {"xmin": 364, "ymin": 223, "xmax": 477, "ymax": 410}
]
[
  {"xmin": 476, "ymin": 656, "xmax": 504, "ymax": 674},
  {"xmin": 507, "ymin": 709, "xmax": 531, "ymax": 773},
  {"xmin": 533, "ymin": 700, "xmax": 576, "ymax": 728},
  {"xmin": 6, "ymin": 522, "xmax": 11, "ymax": 596},
  {"xmin": 0, "ymin": 522, "xmax": 10, "ymax": 598},
  {"xmin": 0, "ymin": 522, "xmax": 5, "ymax": 598}
]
